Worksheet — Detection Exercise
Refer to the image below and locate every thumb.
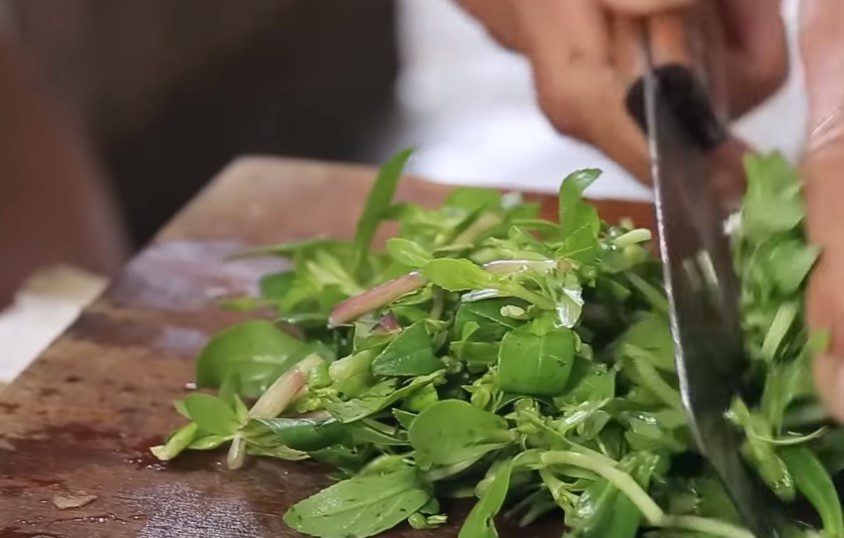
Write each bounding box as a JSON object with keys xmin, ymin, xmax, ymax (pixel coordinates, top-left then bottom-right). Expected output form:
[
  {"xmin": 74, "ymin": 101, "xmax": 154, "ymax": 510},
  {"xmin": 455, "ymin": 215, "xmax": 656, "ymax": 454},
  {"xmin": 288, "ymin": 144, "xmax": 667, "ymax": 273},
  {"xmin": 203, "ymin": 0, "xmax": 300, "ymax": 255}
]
[
  {"xmin": 601, "ymin": 0, "xmax": 693, "ymax": 15},
  {"xmin": 814, "ymin": 353, "xmax": 844, "ymax": 423}
]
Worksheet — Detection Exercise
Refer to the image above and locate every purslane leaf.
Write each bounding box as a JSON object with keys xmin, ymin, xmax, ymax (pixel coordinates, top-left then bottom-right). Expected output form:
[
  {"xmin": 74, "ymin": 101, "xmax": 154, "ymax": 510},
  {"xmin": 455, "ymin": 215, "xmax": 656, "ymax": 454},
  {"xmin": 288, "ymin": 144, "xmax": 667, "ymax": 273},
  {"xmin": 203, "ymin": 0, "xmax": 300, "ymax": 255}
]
[
  {"xmin": 559, "ymin": 168, "xmax": 601, "ymax": 239},
  {"xmin": 497, "ymin": 326, "xmax": 575, "ymax": 396},
  {"xmin": 195, "ymin": 320, "xmax": 305, "ymax": 397},
  {"xmin": 409, "ymin": 400, "xmax": 513, "ymax": 469},
  {"xmin": 371, "ymin": 323, "xmax": 442, "ymax": 376},
  {"xmin": 353, "ymin": 148, "xmax": 413, "ymax": 270},
  {"xmin": 284, "ymin": 467, "xmax": 430, "ymax": 538},
  {"xmin": 182, "ymin": 393, "xmax": 240, "ymax": 436}
]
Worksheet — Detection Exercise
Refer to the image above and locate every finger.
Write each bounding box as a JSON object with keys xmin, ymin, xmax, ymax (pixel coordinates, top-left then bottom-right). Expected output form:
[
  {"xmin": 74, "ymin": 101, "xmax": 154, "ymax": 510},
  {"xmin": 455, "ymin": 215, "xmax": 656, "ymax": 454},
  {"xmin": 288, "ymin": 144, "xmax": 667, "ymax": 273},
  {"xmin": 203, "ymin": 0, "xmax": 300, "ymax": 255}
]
[
  {"xmin": 813, "ymin": 354, "xmax": 844, "ymax": 423},
  {"xmin": 601, "ymin": 0, "xmax": 693, "ymax": 16},
  {"xmin": 516, "ymin": 1, "xmax": 650, "ymax": 180},
  {"xmin": 515, "ymin": 0, "xmax": 610, "ymax": 65},
  {"xmin": 804, "ymin": 156, "xmax": 844, "ymax": 421},
  {"xmin": 562, "ymin": 0, "xmax": 611, "ymax": 63},
  {"xmin": 647, "ymin": 12, "xmax": 691, "ymax": 67},
  {"xmin": 611, "ymin": 16, "xmax": 645, "ymax": 83},
  {"xmin": 715, "ymin": 0, "xmax": 786, "ymax": 115},
  {"xmin": 457, "ymin": 0, "xmax": 523, "ymax": 51},
  {"xmin": 802, "ymin": 0, "xmax": 844, "ymax": 142}
]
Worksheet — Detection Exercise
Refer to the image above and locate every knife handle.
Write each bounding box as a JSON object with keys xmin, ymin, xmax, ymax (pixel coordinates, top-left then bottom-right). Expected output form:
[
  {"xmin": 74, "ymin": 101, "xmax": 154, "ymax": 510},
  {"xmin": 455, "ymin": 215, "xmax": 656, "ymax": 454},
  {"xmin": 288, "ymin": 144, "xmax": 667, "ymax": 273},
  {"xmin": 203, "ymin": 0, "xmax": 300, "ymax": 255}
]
[{"xmin": 624, "ymin": 10, "xmax": 749, "ymax": 210}]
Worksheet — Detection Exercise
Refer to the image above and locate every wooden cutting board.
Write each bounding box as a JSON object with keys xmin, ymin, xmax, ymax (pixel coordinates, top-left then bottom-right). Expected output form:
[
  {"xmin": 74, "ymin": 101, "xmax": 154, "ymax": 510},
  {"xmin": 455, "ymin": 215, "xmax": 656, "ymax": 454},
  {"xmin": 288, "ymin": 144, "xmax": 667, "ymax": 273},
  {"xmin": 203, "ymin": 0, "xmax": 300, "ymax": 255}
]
[{"xmin": 0, "ymin": 157, "xmax": 653, "ymax": 537}]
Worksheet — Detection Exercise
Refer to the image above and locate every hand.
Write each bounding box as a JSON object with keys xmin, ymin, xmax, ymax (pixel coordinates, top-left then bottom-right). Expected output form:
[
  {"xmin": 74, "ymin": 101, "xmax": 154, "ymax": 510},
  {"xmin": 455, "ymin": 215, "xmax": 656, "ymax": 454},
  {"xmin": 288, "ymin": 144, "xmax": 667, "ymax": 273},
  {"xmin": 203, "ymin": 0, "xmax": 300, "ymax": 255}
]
[
  {"xmin": 800, "ymin": 0, "xmax": 844, "ymax": 421},
  {"xmin": 458, "ymin": 0, "xmax": 787, "ymax": 188}
]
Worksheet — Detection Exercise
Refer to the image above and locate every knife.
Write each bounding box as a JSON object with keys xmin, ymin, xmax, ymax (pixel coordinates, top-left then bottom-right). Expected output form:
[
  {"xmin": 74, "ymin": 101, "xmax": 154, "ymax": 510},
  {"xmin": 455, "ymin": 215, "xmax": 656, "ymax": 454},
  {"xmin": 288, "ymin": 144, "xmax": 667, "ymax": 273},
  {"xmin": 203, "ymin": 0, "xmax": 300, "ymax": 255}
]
[{"xmin": 626, "ymin": 21, "xmax": 785, "ymax": 538}]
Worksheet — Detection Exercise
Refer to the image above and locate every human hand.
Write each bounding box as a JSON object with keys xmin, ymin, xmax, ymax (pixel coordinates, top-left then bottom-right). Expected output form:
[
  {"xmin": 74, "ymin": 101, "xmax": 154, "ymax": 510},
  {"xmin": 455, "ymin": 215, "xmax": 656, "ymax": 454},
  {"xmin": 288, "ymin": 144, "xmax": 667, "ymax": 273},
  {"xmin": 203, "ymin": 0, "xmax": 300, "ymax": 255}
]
[
  {"xmin": 800, "ymin": 0, "xmax": 844, "ymax": 421},
  {"xmin": 458, "ymin": 0, "xmax": 787, "ymax": 193}
]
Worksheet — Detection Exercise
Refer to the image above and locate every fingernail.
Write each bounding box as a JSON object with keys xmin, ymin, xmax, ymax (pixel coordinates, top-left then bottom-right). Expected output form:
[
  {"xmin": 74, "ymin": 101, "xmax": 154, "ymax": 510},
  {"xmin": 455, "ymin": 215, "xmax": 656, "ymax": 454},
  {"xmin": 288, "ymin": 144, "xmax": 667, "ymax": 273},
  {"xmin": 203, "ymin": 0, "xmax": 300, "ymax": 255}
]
[{"xmin": 815, "ymin": 353, "xmax": 844, "ymax": 422}]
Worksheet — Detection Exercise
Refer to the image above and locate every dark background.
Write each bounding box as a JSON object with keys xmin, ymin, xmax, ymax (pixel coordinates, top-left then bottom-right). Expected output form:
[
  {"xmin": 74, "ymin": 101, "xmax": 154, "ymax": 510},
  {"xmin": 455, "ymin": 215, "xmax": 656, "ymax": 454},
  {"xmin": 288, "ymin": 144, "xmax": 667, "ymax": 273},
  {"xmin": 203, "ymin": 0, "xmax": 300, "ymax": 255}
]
[
  {"xmin": 0, "ymin": 0, "xmax": 400, "ymax": 305},
  {"xmin": 13, "ymin": 0, "xmax": 398, "ymax": 246}
]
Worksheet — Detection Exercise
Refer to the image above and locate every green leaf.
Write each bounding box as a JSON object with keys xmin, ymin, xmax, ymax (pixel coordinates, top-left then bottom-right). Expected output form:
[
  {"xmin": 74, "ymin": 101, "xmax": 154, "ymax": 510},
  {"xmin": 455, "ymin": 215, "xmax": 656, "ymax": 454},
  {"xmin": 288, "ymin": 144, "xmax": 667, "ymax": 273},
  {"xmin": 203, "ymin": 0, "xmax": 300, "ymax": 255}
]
[
  {"xmin": 353, "ymin": 148, "xmax": 413, "ymax": 270},
  {"xmin": 182, "ymin": 393, "xmax": 240, "ymax": 436},
  {"xmin": 188, "ymin": 433, "xmax": 231, "ymax": 450},
  {"xmin": 386, "ymin": 238, "xmax": 434, "ymax": 268},
  {"xmin": 616, "ymin": 313, "xmax": 675, "ymax": 372},
  {"xmin": 248, "ymin": 417, "xmax": 349, "ymax": 452},
  {"xmin": 764, "ymin": 239, "xmax": 820, "ymax": 294},
  {"xmin": 195, "ymin": 320, "xmax": 305, "ymax": 397},
  {"xmin": 458, "ymin": 459, "xmax": 514, "ymax": 538},
  {"xmin": 284, "ymin": 467, "xmax": 431, "ymax": 538},
  {"xmin": 150, "ymin": 423, "xmax": 199, "ymax": 461},
  {"xmin": 557, "ymin": 225, "xmax": 599, "ymax": 264},
  {"xmin": 392, "ymin": 408, "xmax": 418, "ymax": 429},
  {"xmin": 497, "ymin": 326, "xmax": 575, "ymax": 396},
  {"xmin": 402, "ymin": 381, "xmax": 439, "ymax": 412},
  {"xmin": 761, "ymin": 348, "xmax": 814, "ymax": 431},
  {"xmin": 371, "ymin": 323, "xmax": 442, "ymax": 376},
  {"xmin": 742, "ymin": 152, "xmax": 804, "ymax": 238},
  {"xmin": 409, "ymin": 400, "xmax": 513, "ymax": 468},
  {"xmin": 445, "ymin": 187, "xmax": 503, "ymax": 212},
  {"xmin": 330, "ymin": 349, "xmax": 378, "ymax": 398},
  {"xmin": 559, "ymin": 169, "xmax": 601, "ymax": 239},
  {"xmin": 780, "ymin": 446, "xmax": 844, "ymax": 538},
  {"xmin": 346, "ymin": 419, "xmax": 408, "ymax": 446},
  {"xmin": 326, "ymin": 371, "xmax": 443, "ymax": 423},
  {"xmin": 454, "ymin": 298, "xmax": 523, "ymax": 340},
  {"xmin": 556, "ymin": 359, "xmax": 616, "ymax": 408},
  {"xmin": 422, "ymin": 258, "xmax": 497, "ymax": 291},
  {"xmin": 234, "ymin": 237, "xmax": 338, "ymax": 259},
  {"xmin": 259, "ymin": 271, "xmax": 296, "ymax": 301}
]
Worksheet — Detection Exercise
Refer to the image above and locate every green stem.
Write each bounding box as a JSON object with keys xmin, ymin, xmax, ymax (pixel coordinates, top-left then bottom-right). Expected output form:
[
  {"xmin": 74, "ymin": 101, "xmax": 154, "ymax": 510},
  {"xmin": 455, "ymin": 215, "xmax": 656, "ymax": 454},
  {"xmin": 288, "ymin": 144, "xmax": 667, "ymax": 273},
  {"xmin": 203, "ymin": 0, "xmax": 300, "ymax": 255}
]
[
  {"xmin": 539, "ymin": 450, "xmax": 664, "ymax": 525},
  {"xmin": 626, "ymin": 346, "xmax": 684, "ymax": 412},
  {"xmin": 614, "ymin": 228, "xmax": 652, "ymax": 248},
  {"xmin": 626, "ymin": 273, "xmax": 669, "ymax": 312},
  {"xmin": 505, "ymin": 282, "xmax": 556, "ymax": 310},
  {"xmin": 658, "ymin": 515, "xmax": 755, "ymax": 538},
  {"xmin": 227, "ymin": 354, "xmax": 322, "ymax": 470},
  {"xmin": 539, "ymin": 451, "xmax": 754, "ymax": 538},
  {"xmin": 150, "ymin": 423, "xmax": 199, "ymax": 461},
  {"xmin": 452, "ymin": 211, "xmax": 503, "ymax": 246}
]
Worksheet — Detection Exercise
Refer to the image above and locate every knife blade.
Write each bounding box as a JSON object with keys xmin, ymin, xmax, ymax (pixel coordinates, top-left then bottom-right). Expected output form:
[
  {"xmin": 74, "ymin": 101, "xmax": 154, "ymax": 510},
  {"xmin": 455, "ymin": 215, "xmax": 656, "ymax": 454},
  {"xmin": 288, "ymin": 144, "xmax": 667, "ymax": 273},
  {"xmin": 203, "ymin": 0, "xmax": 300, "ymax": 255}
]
[{"xmin": 630, "ymin": 24, "xmax": 784, "ymax": 538}]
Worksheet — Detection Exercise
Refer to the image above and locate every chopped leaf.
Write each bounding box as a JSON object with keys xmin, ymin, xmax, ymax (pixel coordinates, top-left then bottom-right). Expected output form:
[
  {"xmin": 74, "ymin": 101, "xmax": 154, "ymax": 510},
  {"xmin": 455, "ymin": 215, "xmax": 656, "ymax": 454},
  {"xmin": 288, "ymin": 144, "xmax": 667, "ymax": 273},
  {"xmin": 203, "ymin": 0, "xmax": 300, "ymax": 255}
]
[
  {"xmin": 157, "ymin": 152, "xmax": 836, "ymax": 538},
  {"xmin": 182, "ymin": 393, "xmax": 240, "ymax": 436},
  {"xmin": 195, "ymin": 320, "xmax": 305, "ymax": 397},
  {"xmin": 497, "ymin": 326, "xmax": 575, "ymax": 396},
  {"xmin": 409, "ymin": 400, "xmax": 513, "ymax": 468},
  {"xmin": 422, "ymin": 258, "xmax": 497, "ymax": 291},
  {"xmin": 353, "ymin": 148, "xmax": 413, "ymax": 270},
  {"xmin": 559, "ymin": 169, "xmax": 601, "ymax": 239},
  {"xmin": 326, "ymin": 371, "xmax": 443, "ymax": 423},
  {"xmin": 284, "ymin": 467, "xmax": 430, "ymax": 538},
  {"xmin": 387, "ymin": 238, "xmax": 434, "ymax": 268},
  {"xmin": 371, "ymin": 323, "xmax": 442, "ymax": 376}
]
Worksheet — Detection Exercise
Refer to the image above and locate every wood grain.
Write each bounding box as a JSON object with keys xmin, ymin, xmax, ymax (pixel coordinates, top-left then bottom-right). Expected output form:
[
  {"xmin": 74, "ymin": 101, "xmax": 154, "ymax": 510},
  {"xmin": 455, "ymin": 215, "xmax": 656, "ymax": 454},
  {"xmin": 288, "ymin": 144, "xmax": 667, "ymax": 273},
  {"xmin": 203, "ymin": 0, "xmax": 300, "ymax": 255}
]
[{"xmin": 0, "ymin": 157, "xmax": 653, "ymax": 537}]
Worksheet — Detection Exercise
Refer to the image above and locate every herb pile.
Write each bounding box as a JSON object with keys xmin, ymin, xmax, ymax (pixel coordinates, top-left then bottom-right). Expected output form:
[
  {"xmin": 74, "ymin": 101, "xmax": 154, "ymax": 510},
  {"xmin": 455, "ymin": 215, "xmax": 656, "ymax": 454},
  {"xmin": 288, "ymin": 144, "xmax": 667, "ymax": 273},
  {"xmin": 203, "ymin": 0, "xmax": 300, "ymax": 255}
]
[{"xmin": 152, "ymin": 150, "xmax": 843, "ymax": 537}]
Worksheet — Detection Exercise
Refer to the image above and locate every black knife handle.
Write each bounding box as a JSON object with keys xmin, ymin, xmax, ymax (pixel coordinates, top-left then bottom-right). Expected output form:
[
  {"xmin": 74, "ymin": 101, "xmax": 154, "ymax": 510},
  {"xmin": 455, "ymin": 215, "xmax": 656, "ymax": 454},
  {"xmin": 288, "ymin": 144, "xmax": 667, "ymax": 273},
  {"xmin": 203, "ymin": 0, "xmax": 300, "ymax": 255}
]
[{"xmin": 625, "ymin": 64, "xmax": 728, "ymax": 152}]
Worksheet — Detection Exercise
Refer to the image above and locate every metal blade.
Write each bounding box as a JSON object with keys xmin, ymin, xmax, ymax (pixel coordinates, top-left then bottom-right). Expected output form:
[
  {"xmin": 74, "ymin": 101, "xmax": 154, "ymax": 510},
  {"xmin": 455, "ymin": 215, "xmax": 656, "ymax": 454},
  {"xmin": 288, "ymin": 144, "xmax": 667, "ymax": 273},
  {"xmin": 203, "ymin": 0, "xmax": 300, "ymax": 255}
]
[{"xmin": 640, "ymin": 43, "xmax": 783, "ymax": 538}]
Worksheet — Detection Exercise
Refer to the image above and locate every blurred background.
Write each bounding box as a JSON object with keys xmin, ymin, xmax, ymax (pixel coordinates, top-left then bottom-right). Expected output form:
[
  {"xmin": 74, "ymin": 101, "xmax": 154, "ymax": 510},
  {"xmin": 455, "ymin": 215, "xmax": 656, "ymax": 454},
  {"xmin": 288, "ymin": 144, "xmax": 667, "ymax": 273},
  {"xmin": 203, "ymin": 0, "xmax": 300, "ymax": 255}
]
[{"xmin": 0, "ymin": 0, "xmax": 804, "ymax": 380}]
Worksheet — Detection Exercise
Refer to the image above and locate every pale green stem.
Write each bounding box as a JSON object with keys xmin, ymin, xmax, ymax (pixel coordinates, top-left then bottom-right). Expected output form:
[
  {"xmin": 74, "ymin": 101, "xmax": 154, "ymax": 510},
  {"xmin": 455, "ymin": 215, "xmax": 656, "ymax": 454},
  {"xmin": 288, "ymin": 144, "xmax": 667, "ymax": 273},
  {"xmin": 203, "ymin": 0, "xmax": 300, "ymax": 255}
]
[
  {"xmin": 227, "ymin": 354, "xmax": 322, "ymax": 470},
  {"xmin": 614, "ymin": 228, "xmax": 652, "ymax": 248},
  {"xmin": 540, "ymin": 450, "xmax": 754, "ymax": 538},
  {"xmin": 658, "ymin": 515, "xmax": 755, "ymax": 538},
  {"xmin": 540, "ymin": 451, "xmax": 664, "ymax": 525},
  {"xmin": 150, "ymin": 423, "xmax": 198, "ymax": 461},
  {"xmin": 452, "ymin": 212, "xmax": 503, "ymax": 246}
]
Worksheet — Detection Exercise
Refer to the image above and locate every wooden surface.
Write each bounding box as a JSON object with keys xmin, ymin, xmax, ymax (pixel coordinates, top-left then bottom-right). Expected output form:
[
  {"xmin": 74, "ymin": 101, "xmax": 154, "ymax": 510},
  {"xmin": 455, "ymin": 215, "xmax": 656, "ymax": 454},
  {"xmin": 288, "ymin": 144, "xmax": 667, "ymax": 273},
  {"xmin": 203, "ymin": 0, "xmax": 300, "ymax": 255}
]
[{"xmin": 0, "ymin": 157, "xmax": 653, "ymax": 537}]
